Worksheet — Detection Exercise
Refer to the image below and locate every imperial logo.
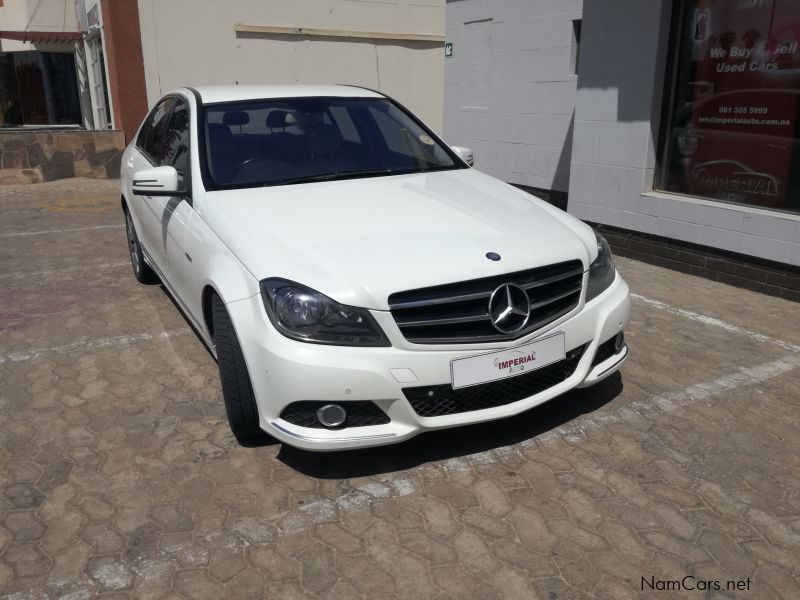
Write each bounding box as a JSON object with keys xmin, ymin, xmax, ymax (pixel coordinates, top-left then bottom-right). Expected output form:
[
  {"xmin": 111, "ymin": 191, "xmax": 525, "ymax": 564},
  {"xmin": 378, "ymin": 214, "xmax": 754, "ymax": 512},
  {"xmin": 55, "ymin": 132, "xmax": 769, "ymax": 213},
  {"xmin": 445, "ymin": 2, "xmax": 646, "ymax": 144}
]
[
  {"xmin": 495, "ymin": 351, "xmax": 537, "ymax": 372},
  {"xmin": 692, "ymin": 160, "xmax": 780, "ymax": 197}
]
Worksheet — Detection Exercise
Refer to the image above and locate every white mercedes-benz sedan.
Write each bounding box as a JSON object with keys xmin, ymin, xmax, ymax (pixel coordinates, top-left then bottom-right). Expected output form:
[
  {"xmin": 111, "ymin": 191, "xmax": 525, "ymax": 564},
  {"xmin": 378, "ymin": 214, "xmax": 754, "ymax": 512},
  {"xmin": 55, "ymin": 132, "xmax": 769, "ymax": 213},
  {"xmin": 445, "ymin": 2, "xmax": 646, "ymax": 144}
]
[{"xmin": 120, "ymin": 85, "xmax": 630, "ymax": 451}]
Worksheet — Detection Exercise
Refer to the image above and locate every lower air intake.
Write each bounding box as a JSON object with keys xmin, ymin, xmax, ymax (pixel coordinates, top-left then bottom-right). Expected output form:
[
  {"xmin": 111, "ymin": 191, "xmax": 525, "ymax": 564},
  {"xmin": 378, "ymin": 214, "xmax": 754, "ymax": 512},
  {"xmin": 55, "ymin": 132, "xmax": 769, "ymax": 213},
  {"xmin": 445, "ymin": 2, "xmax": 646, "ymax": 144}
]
[{"xmin": 403, "ymin": 345, "xmax": 586, "ymax": 417}]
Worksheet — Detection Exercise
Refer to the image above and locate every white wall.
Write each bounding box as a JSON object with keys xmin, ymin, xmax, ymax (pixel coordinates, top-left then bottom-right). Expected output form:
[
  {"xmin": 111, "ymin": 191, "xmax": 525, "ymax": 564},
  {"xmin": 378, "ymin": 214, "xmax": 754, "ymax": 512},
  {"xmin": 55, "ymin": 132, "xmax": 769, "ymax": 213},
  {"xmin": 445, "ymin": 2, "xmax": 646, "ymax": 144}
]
[
  {"xmin": 0, "ymin": 0, "xmax": 78, "ymax": 51},
  {"xmin": 136, "ymin": 0, "xmax": 445, "ymax": 131},
  {"xmin": 443, "ymin": 0, "xmax": 582, "ymax": 192},
  {"xmin": 568, "ymin": 0, "xmax": 800, "ymax": 267}
]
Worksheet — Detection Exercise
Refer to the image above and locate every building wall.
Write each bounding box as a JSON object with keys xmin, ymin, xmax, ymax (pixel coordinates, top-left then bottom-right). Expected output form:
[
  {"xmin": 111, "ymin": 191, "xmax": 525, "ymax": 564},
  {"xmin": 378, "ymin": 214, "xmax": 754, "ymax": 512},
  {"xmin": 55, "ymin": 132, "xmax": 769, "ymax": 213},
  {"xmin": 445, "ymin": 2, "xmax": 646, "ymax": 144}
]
[
  {"xmin": 135, "ymin": 0, "xmax": 445, "ymax": 131},
  {"xmin": 0, "ymin": 0, "xmax": 79, "ymax": 52},
  {"xmin": 99, "ymin": 0, "xmax": 147, "ymax": 143},
  {"xmin": 443, "ymin": 0, "xmax": 582, "ymax": 192},
  {"xmin": 0, "ymin": 129, "xmax": 125, "ymax": 183},
  {"xmin": 0, "ymin": 1, "xmax": 33, "ymax": 39},
  {"xmin": 567, "ymin": 0, "xmax": 800, "ymax": 267}
]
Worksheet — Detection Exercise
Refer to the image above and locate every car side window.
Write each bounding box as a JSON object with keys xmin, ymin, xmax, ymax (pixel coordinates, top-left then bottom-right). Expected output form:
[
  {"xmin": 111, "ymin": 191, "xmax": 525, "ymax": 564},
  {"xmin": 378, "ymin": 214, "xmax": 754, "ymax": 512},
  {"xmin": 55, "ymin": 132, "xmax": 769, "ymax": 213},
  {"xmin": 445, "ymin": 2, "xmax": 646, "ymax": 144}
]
[
  {"xmin": 161, "ymin": 99, "xmax": 190, "ymax": 189},
  {"xmin": 136, "ymin": 97, "xmax": 175, "ymax": 164},
  {"xmin": 136, "ymin": 115, "xmax": 154, "ymax": 154}
]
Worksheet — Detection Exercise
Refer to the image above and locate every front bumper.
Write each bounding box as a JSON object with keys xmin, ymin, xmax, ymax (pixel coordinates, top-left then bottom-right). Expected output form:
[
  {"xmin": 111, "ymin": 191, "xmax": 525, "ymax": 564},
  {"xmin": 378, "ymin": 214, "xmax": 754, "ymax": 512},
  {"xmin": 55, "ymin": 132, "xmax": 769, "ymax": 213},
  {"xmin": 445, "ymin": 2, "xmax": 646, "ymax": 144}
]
[{"xmin": 227, "ymin": 273, "xmax": 631, "ymax": 450}]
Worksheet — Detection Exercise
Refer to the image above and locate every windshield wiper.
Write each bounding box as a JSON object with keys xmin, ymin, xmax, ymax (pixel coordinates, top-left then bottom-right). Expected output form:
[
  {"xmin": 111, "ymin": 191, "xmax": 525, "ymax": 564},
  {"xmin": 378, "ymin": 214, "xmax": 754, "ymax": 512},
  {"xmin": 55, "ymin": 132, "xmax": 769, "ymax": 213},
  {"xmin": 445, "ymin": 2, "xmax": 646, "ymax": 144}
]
[{"xmin": 262, "ymin": 168, "xmax": 403, "ymax": 187}]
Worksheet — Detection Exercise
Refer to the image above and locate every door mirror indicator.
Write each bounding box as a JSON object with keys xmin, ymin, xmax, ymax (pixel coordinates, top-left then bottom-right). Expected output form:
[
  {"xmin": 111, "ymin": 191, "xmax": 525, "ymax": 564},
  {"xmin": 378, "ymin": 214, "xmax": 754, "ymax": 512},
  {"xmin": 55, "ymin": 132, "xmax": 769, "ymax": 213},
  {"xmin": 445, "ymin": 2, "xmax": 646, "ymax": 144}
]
[{"xmin": 132, "ymin": 166, "xmax": 186, "ymax": 197}]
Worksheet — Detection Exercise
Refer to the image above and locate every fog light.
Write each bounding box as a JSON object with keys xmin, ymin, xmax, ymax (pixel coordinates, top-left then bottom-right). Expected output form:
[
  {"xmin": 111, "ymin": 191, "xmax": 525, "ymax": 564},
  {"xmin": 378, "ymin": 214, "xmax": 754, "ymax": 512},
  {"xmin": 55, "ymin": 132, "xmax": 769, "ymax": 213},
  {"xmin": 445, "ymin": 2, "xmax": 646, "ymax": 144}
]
[
  {"xmin": 316, "ymin": 404, "xmax": 347, "ymax": 428},
  {"xmin": 614, "ymin": 332, "xmax": 625, "ymax": 352}
]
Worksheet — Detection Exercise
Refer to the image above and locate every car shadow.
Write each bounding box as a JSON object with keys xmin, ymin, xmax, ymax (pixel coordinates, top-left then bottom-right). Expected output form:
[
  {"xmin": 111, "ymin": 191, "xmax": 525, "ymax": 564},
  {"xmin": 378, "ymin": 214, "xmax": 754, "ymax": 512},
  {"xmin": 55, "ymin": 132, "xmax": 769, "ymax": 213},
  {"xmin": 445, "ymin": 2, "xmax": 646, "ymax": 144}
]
[{"xmin": 277, "ymin": 373, "xmax": 623, "ymax": 478}]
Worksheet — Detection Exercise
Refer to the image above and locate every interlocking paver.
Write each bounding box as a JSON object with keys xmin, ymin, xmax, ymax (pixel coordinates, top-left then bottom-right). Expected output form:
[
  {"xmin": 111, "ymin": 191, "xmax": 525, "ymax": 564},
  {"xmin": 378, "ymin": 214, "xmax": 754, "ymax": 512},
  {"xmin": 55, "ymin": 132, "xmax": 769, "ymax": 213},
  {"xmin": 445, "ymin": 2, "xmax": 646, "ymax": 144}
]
[
  {"xmin": 1, "ymin": 484, "xmax": 44, "ymax": 510},
  {"xmin": 173, "ymin": 570, "xmax": 224, "ymax": 600},
  {"xmin": 1, "ymin": 178, "xmax": 799, "ymax": 598},
  {"xmin": 3, "ymin": 513, "xmax": 45, "ymax": 541},
  {"xmin": 297, "ymin": 543, "xmax": 338, "ymax": 596},
  {"xmin": 3, "ymin": 542, "xmax": 52, "ymax": 577}
]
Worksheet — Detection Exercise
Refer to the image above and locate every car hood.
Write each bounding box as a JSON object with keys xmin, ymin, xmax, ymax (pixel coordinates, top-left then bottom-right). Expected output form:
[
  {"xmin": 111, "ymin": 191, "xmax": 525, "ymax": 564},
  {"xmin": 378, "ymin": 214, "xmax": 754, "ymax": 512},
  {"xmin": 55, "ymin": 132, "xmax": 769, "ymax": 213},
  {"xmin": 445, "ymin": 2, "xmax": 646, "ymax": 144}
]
[{"xmin": 202, "ymin": 169, "xmax": 598, "ymax": 310}]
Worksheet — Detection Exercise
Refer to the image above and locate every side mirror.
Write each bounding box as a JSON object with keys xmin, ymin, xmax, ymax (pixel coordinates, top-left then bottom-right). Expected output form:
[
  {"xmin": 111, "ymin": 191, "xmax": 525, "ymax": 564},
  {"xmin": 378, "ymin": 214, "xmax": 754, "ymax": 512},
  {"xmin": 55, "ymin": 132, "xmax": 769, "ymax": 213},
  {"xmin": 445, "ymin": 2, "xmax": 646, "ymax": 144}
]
[
  {"xmin": 132, "ymin": 166, "xmax": 185, "ymax": 197},
  {"xmin": 451, "ymin": 145, "xmax": 474, "ymax": 167}
]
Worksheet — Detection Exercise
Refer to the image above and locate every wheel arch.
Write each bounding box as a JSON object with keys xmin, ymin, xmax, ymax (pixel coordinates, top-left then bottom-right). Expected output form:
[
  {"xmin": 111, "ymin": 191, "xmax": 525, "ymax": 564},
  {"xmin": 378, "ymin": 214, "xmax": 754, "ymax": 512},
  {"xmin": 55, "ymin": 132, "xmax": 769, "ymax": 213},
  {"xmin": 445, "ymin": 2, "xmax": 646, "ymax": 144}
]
[
  {"xmin": 202, "ymin": 284, "xmax": 220, "ymax": 339},
  {"xmin": 194, "ymin": 244, "xmax": 261, "ymax": 340}
]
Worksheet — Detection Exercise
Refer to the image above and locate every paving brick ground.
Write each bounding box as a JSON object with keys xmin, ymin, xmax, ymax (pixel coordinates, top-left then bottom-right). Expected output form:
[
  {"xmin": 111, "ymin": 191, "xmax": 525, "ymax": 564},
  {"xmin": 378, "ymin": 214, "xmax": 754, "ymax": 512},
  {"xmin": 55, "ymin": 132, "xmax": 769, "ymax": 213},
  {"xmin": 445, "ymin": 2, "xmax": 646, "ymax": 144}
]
[{"xmin": 0, "ymin": 178, "xmax": 799, "ymax": 599}]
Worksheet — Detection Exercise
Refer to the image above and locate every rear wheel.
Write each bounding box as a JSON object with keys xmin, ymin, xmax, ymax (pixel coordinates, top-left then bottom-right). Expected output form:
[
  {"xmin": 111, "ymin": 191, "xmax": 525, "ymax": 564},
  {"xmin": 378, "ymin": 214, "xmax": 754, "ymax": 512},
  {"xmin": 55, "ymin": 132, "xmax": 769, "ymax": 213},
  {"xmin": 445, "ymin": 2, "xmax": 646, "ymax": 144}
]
[
  {"xmin": 211, "ymin": 294, "xmax": 268, "ymax": 444},
  {"xmin": 124, "ymin": 209, "xmax": 158, "ymax": 284}
]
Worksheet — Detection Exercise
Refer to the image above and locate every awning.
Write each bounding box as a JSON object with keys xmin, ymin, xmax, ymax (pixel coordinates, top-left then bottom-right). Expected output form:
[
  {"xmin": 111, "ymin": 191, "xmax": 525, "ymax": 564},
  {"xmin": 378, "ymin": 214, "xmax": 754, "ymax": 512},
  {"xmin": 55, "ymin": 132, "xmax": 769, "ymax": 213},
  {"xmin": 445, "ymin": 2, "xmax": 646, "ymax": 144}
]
[{"xmin": 0, "ymin": 31, "xmax": 82, "ymax": 44}]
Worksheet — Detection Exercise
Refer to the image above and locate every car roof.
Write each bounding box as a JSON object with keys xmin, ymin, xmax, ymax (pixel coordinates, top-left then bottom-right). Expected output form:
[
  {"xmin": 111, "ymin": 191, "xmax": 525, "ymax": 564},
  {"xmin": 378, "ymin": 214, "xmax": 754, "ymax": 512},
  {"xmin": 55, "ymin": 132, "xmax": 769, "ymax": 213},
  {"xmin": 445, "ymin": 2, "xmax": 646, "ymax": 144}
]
[{"xmin": 188, "ymin": 84, "xmax": 385, "ymax": 104}]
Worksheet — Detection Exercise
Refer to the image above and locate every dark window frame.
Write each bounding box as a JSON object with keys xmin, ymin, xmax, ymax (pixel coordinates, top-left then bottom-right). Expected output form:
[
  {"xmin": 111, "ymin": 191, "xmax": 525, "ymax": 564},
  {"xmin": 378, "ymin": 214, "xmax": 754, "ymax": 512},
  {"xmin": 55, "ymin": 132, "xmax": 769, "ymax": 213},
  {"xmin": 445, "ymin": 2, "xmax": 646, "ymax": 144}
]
[
  {"xmin": 654, "ymin": 0, "xmax": 689, "ymax": 196},
  {"xmin": 195, "ymin": 95, "xmax": 467, "ymax": 192}
]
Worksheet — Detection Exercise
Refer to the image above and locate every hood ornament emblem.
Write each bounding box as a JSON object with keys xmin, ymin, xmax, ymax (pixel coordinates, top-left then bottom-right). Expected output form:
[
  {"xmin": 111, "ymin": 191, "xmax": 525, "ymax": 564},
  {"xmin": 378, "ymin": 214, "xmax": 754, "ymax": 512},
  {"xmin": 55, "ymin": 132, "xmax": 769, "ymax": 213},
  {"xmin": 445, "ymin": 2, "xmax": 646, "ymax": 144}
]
[{"xmin": 486, "ymin": 252, "xmax": 501, "ymax": 261}]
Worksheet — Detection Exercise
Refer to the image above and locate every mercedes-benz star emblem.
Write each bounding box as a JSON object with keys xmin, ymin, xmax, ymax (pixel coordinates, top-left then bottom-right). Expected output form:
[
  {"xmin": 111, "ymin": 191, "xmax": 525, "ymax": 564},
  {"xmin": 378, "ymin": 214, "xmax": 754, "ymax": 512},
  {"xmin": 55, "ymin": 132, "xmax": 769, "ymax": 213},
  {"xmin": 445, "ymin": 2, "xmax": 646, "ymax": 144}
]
[{"xmin": 488, "ymin": 283, "xmax": 530, "ymax": 334}]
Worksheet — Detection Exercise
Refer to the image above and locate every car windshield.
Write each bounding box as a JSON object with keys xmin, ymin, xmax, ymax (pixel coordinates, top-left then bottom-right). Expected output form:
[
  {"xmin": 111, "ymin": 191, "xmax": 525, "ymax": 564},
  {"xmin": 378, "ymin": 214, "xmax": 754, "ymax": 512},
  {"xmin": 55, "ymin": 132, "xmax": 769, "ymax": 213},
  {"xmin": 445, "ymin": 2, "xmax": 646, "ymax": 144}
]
[{"xmin": 202, "ymin": 96, "xmax": 462, "ymax": 189}]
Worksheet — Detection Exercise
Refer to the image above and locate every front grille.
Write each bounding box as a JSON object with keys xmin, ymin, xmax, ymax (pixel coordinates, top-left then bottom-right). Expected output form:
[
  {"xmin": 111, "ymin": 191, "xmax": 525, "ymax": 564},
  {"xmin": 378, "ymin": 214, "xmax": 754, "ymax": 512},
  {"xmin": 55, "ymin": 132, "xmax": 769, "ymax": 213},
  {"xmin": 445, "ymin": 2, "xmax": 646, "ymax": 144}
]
[
  {"xmin": 403, "ymin": 345, "xmax": 586, "ymax": 417},
  {"xmin": 280, "ymin": 401, "xmax": 390, "ymax": 429},
  {"xmin": 388, "ymin": 260, "xmax": 584, "ymax": 344}
]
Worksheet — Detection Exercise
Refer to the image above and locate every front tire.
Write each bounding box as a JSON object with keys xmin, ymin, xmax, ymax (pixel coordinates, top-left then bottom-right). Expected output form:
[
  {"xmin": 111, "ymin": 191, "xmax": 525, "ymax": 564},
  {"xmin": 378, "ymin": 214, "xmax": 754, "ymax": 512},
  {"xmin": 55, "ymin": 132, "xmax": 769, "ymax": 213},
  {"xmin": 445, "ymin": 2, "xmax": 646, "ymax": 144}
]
[
  {"xmin": 124, "ymin": 209, "xmax": 158, "ymax": 284},
  {"xmin": 211, "ymin": 294, "xmax": 267, "ymax": 444}
]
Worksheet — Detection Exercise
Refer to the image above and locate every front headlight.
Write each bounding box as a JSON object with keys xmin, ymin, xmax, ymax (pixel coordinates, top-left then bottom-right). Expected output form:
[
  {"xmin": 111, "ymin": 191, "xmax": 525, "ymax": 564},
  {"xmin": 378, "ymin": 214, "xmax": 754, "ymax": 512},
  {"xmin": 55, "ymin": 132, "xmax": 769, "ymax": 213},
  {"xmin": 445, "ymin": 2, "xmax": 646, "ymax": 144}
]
[
  {"xmin": 586, "ymin": 231, "xmax": 616, "ymax": 302},
  {"xmin": 260, "ymin": 278, "xmax": 390, "ymax": 346}
]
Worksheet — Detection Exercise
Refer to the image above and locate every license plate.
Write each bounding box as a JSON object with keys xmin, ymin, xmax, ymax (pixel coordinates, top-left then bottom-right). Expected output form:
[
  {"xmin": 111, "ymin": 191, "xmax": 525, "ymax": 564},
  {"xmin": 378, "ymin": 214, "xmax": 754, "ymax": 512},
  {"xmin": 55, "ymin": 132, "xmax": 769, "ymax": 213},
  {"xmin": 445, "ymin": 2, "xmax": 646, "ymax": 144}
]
[{"xmin": 450, "ymin": 332, "xmax": 566, "ymax": 389}]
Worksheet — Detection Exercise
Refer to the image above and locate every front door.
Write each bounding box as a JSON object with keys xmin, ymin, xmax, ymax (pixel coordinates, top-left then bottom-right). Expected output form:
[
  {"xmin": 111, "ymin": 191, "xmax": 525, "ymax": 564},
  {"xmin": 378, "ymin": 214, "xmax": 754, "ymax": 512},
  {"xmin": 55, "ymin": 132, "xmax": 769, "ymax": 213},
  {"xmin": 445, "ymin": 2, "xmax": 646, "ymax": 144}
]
[
  {"xmin": 155, "ymin": 98, "xmax": 201, "ymax": 322},
  {"xmin": 128, "ymin": 97, "xmax": 174, "ymax": 267}
]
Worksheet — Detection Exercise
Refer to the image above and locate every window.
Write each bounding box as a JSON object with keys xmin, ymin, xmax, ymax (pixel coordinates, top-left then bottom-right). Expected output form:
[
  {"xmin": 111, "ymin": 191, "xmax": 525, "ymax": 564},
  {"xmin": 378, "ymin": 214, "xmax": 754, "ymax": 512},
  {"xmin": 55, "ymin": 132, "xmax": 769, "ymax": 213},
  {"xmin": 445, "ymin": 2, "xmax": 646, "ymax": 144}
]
[
  {"xmin": 657, "ymin": 0, "xmax": 800, "ymax": 214},
  {"xmin": 0, "ymin": 51, "xmax": 81, "ymax": 126},
  {"xmin": 137, "ymin": 98, "xmax": 175, "ymax": 164},
  {"xmin": 162, "ymin": 100, "xmax": 190, "ymax": 169},
  {"xmin": 162, "ymin": 99, "xmax": 190, "ymax": 189},
  {"xmin": 201, "ymin": 97, "xmax": 460, "ymax": 188},
  {"xmin": 329, "ymin": 105, "xmax": 360, "ymax": 142},
  {"xmin": 0, "ymin": 53, "xmax": 21, "ymax": 126},
  {"xmin": 367, "ymin": 106, "xmax": 410, "ymax": 155},
  {"xmin": 366, "ymin": 103, "xmax": 455, "ymax": 169}
]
